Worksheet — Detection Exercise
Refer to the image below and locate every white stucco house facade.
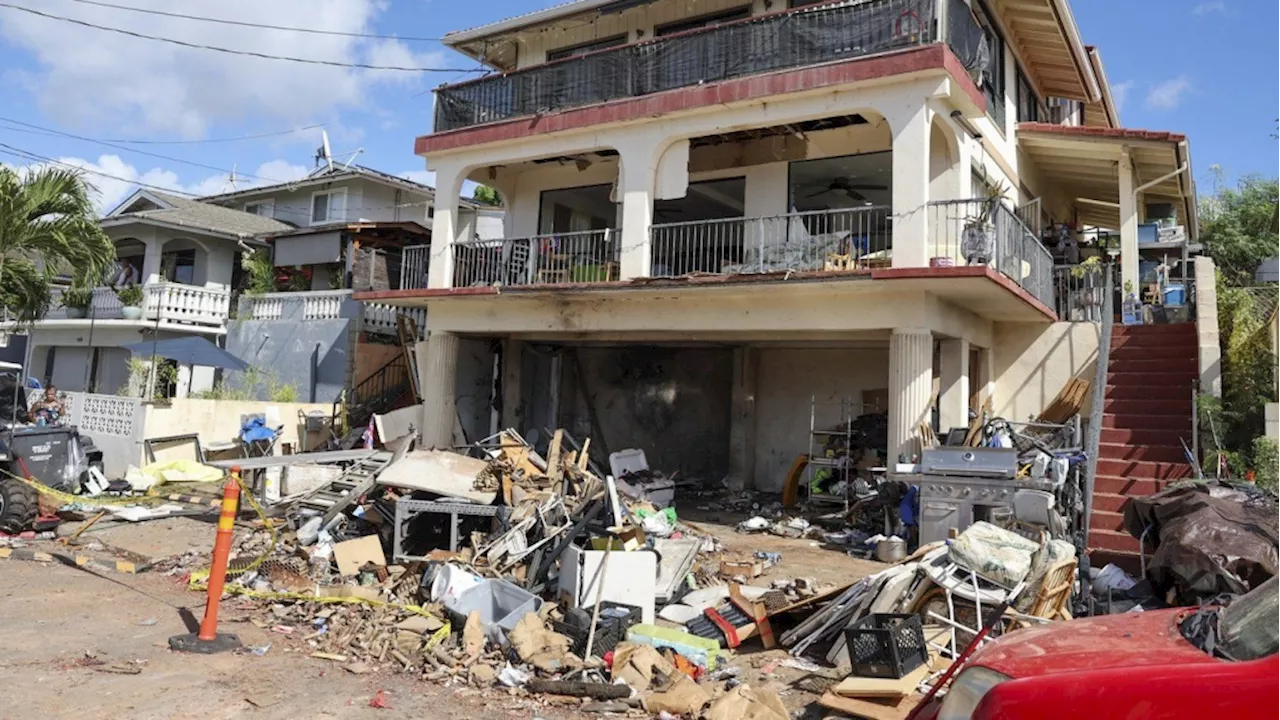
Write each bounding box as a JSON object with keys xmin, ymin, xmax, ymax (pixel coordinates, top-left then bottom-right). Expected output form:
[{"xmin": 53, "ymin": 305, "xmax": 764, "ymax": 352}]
[{"xmin": 359, "ymin": 1, "xmax": 1195, "ymax": 499}]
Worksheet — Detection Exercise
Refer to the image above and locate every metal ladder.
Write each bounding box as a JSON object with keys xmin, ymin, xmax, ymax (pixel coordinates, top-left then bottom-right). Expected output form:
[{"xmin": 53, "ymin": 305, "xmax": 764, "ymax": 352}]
[{"xmin": 295, "ymin": 450, "xmax": 397, "ymax": 529}]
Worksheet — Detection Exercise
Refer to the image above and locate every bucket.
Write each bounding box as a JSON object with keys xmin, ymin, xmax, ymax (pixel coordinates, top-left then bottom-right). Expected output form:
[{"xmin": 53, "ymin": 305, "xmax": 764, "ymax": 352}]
[{"xmin": 430, "ymin": 564, "xmax": 483, "ymax": 605}]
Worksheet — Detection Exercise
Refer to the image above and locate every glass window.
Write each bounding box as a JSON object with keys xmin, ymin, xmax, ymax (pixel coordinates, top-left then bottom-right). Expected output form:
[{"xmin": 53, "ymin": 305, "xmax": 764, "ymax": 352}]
[{"xmin": 546, "ymin": 35, "xmax": 628, "ymax": 62}]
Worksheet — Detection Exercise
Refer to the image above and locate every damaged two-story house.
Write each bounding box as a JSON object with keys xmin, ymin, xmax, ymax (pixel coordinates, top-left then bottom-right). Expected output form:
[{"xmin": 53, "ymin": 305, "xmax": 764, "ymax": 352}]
[{"xmin": 358, "ymin": 0, "xmax": 1203, "ymax": 567}]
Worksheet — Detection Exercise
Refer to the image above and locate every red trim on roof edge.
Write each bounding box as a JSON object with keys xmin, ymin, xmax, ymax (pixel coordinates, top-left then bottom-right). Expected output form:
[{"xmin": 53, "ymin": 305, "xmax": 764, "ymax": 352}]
[
  {"xmin": 1017, "ymin": 123, "xmax": 1186, "ymax": 143},
  {"xmin": 415, "ymin": 45, "xmax": 985, "ymax": 155}
]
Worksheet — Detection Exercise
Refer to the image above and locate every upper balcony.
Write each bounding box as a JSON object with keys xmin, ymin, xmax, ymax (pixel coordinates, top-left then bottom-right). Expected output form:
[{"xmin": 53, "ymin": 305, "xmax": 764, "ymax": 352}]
[
  {"xmin": 433, "ymin": 0, "xmax": 988, "ymax": 134},
  {"xmin": 41, "ymin": 283, "xmax": 231, "ymax": 330}
]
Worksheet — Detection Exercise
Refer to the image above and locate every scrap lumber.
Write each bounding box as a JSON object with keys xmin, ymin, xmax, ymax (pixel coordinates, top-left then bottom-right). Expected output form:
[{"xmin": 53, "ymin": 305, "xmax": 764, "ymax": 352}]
[
  {"xmin": 964, "ymin": 398, "xmax": 993, "ymax": 447},
  {"xmin": 1037, "ymin": 377, "xmax": 1090, "ymax": 424},
  {"xmin": 526, "ymin": 680, "xmax": 632, "ymax": 700},
  {"xmin": 832, "ymin": 660, "xmax": 932, "ymax": 698},
  {"xmin": 818, "ymin": 691, "xmax": 920, "ymax": 720}
]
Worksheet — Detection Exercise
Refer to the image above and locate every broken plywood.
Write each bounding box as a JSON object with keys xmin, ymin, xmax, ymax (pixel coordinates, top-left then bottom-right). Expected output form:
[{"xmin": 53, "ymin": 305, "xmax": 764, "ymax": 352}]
[{"xmin": 375, "ymin": 450, "xmax": 496, "ymax": 503}]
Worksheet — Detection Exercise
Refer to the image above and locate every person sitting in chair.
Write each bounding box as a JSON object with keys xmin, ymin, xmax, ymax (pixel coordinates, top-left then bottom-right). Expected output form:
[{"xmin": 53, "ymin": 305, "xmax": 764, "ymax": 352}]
[{"xmin": 31, "ymin": 385, "xmax": 66, "ymax": 426}]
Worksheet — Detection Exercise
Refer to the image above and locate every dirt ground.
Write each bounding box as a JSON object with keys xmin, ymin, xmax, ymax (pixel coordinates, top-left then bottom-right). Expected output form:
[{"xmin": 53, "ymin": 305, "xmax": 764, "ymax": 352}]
[{"xmin": 0, "ymin": 500, "xmax": 885, "ymax": 719}]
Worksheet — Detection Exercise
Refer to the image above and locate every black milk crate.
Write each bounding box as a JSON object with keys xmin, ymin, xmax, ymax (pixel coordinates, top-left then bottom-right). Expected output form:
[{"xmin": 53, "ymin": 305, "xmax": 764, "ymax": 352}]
[
  {"xmin": 552, "ymin": 601, "xmax": 641, "ymax": 658},
  {"xmin": 844, "ymin": 612, "xmax": 927, "ymax": 679}
]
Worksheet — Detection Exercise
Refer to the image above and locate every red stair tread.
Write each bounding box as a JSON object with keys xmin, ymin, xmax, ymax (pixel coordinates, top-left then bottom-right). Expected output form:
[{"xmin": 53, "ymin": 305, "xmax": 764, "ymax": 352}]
[
  {"xmin": 1095, "ymin": 459, "xmax": 1193, "ymax": 480},
  {"xmin": 1094, "ymin": 474, "xmax": 1177, "ymax": 496}
]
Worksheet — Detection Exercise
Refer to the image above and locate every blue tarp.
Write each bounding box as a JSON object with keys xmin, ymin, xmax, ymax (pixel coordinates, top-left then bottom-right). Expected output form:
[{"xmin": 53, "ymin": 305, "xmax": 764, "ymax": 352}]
[
  {"xmin": 240, "ymin": 416, "xmax": 277, "ymax": 443},
  {"xmin": 121, "ymin": 336, "xmax": 249, "ymax": 371}
]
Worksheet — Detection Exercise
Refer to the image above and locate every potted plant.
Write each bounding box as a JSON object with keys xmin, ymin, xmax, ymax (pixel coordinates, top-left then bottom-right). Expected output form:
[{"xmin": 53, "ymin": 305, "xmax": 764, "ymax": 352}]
[
  {"xmin": 114, "ymin": 284, "xmax": 145, "ymax": 320},
  {"xmin": 60, "ymin": 286, "xmax": 92, "ymax": 319},
  {"xmin": 1068, "ymin": 256, "xmax": 1104, "ymax": 319},
  {"xmin": 961, "ymin": 181, "xmax": 1008, "ymax": 265}
]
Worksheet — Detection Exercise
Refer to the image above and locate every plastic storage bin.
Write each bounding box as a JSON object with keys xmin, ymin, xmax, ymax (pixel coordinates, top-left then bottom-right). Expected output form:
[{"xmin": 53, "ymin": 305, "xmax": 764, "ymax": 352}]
[
  {"xmin": 1137, "ymin": 223, "xmax": 1160, "ymax": 244},
  {"xmin": 445, "ymin": 579, "xmax": 543, "ymax": 632},
  {"xmin": 844, "ymin": 613, "xmax": 928, "ymax": 679},
  {"xmin": 1163, "ymin": 285, "xmax": 1186, "ymax": 306}
]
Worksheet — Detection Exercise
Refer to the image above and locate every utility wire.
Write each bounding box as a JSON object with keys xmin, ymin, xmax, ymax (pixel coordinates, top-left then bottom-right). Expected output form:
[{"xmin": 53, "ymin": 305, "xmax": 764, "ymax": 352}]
[
  {"xmin": 0, "ymin": 3, "xmax": 480, "ymax": 73},
  {"xmin": 0, "ymin": 118, "xmax": 323, "ymax": 145},
  {"xmin": 62, "ymin": 0, "xmax": 447, "ymax": 42},
  {"xmin": 0, "ymin": 116, "xmax": 291, "ymax": 184},
  {"xmin": 0, "ymin": 141, "xmax": 202, "ymax": 197}
]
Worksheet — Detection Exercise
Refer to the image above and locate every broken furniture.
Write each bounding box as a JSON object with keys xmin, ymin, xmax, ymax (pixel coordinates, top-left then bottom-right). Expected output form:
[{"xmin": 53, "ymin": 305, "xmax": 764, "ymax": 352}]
[
  {"xmin": 392, "ymin": 499, "xmax": 512, "ymax": 562},
  {"xmin": 560, "ymin": 544, "xmax": 658, "ymax": 625},
  {"xmin": 206, "ymin": 448, "xmax": 381, "ymax": 506}
]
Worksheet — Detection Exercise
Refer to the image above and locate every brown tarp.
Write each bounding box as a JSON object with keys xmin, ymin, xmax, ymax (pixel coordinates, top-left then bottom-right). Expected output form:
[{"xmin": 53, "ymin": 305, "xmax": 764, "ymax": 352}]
[{"xmin": 1123, "ymin": 481, "xmax": 1278, "ymax": 604}]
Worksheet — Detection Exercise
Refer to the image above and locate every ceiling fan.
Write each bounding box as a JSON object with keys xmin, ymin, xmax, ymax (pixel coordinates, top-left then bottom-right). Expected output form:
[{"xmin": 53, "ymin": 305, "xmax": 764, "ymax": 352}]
[{"xmin": 805, "ymin": 176, "xmax": 888, "ymax": 201}]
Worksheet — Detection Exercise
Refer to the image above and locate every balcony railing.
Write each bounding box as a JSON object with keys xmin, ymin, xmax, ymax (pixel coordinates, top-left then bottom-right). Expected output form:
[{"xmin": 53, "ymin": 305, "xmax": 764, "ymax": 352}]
[
  {"xmin": 434, "ymin": 0, "xmax": 984, "ymax": 132},
  {"xmin": 401, "ymin": 244, "xmax": 430, "ymax": 290},
  {"xmin": 649, "ymin": 207, "xmax": 893, "ymax": 277},
  {"xmin": 239, "ymin": 290, "xmax": 426, "ymax": 338},
  {"xmin": 1052, "ymin": 263, "xmax": 1112, "ymax": 322},
  {"xmin": 927, "ymin": 199, "xmax": 1054, "ymax": 308},
  {"xmin": 451, "ymin": 230, "xmax": 619, "ymax": 287},
  {"xmin": 46, "ymin": 283, "xmax": 230, "ymax": 327}
]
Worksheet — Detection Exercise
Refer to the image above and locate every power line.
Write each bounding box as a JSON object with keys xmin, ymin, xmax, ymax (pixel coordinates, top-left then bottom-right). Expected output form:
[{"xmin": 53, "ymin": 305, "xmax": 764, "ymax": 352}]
[
  {"xmin": 0, "ymin": 141, "xmax": 203, "ymax": 197},
  {"xmin": 0, "ymin": 3, "xmax": 479, "ymax": 73},
  {"xmin": 0, "ymin": 121, "xmax": 325, "ymax": 146},
  {"xmin": 61, "ymin": 0, "xmax": 447, "ymax": 42},
  {"xmin": 0, "ymin": 115, "xmax": 288, "ymax": 184}
]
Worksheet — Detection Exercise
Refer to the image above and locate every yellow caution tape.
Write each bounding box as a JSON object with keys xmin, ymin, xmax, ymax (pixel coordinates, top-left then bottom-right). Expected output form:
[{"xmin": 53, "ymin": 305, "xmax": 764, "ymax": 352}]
[
  {"xmin": 213, "ymin": 584, "xmax": 441, "ymax": 618},
  {"xmin": 0, "ymin": 467, "xmax": 169, "ymax": 507},
  {"xmin": 425, "ymin": 622, "xmax": 451, "ymax": 650}
]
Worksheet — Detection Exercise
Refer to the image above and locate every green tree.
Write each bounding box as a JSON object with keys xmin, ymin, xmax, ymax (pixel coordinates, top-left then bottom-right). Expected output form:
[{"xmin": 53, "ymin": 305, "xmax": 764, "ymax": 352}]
[
  {"xmin": 1199, "ymin": 175, "xmax": 1278, "ymax": 286},
  {"xmin": 0, "ymin": 166, "xmax": 115, "ymax": 324},
  {"xmin": 472, "ymin": 184, "xmax": 503, "ymax": 206}
]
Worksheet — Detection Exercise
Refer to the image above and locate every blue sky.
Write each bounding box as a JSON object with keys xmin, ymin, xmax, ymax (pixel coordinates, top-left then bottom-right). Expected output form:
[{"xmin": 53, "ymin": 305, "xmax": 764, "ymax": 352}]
[{"xmin": 0, "ymin": 0, "xmax": 1275, "ymax": 213}]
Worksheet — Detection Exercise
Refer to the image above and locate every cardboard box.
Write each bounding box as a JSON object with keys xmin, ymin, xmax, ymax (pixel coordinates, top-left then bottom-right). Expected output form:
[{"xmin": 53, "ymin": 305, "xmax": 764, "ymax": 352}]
[{"xmin": 719, "ymin": 560, "xmax": 763, "ymax": 579}]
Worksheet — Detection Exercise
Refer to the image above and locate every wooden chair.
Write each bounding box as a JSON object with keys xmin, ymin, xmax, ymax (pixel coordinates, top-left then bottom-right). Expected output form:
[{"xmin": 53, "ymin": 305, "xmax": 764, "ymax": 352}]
[{"xmin": 1007, "ymin": 556, "xmax": 1076, "ymax": 629}]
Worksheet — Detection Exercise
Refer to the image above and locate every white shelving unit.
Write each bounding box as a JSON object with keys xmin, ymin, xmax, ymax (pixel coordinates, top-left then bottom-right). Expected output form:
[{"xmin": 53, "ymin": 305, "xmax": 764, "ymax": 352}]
[{"xmin": 806, "ymin": 395, "xmax": 861, "ymax": 508}]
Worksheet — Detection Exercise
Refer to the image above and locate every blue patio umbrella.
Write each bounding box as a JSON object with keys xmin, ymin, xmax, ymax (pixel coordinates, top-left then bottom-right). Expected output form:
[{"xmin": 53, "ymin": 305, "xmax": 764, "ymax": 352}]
[{"xmin": 121, "ymin": 336, "xmax": 250, "ymax": 372}]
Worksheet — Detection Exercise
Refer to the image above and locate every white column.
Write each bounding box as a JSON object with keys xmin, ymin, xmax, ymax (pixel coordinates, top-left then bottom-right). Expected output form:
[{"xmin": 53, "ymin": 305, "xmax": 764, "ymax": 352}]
[
  {"xmin": 426, "ymin": 163, "xmax": 466, "ymax": 289},
  {"xmin": 889, "ymin": 102, "xmax": 932, "ymax": 268},
  {"xmin": 141, "ymin": 235, "xmax": 165, "ymax": 285},
  {"xmin": 888, "ymin": 328, "xmax": 933, "ymax": 462},
  {"xmin": 938, "ymin": 337, "xmax": 971, "ymax": 433},
  {"xmin": 618, "ymin": 135, "xmax": 681, "ymax": 280},
  {"xmin": 1118, "ymin": 146, "xmax": 1139, "ymax": 295},
  {"xmin": 419, "ymin": 331, "xmax": 459, "ymax": 449}
]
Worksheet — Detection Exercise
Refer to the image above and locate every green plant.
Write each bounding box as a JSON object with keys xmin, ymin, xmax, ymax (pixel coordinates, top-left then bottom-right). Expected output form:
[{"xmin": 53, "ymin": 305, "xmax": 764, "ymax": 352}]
[
  {"xmin": 0, "ymin": 165, "xmax": 116, "ymax": 325},
  {"xmin": 190, "ymin": 366, "xmax": 300, "ymax": 403},
  {"xmin": 114, "ymin": 284, "xmax": 144, "ymax": 307},
  {"xmin": 472, "ymin": 184, "xmax": 503, "ymax": 206},
  {"xmin": 968, "ymin": 179, "xmax": 1009, "ymax": 227},
  {"xmin": 60, "ymin": 285, "xmax": 93, "ymax": 310},
  {"xmin": 1069, "ymin": 255, "xmax": 1103, "ymax": 279},
  {"xmin": 241, "ymin": 248, "xmax": 275, "ymax": 295},
  {"xmin": 1252, "ymin": 437, "xmax": 1278, "ymax": 492},
  {"xmin": 119, "ymin": 355, "xmax": 176, "ymax": 400}
]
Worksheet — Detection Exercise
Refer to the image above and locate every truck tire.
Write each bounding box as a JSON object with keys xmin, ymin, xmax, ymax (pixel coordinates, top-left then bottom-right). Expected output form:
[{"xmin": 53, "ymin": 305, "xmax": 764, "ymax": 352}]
[{"xmin": 0, "ymin": 476, "xmax": 39, "ymax": 534}]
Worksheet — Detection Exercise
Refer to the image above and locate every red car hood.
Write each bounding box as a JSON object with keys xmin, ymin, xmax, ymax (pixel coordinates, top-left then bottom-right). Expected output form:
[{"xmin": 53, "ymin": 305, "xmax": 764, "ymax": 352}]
[{"xmin": 969, "ymin": 608, "xmax": 1219, "ymax": 678}]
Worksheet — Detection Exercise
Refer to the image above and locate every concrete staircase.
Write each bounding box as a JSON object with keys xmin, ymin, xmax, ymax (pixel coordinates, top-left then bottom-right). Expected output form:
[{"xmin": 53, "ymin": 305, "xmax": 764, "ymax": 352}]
[{"xmin": 1089, "ymin": 322, "xmax": 1198, "ymax": 566}]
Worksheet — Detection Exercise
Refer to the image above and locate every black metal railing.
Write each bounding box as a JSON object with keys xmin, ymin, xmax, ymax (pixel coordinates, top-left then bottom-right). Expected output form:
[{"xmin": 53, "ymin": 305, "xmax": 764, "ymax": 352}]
[
  {"xmin": 435, "ymin": 0, "xmax": 972, "ymax": 132},
  {"xmin": 348, "ymin": 353, "xmax": 413, "ymax": 428},
  {"xmin": 451, "ymin": 230, "xmax": 618, "ymax": 287}
]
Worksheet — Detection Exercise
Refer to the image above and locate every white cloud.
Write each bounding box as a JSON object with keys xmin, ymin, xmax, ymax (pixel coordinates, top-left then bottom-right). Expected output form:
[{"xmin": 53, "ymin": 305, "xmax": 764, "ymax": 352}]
[
  {"xmin": 1145, "ymin": 76, "xmax": 1192, "ymax": 110},
  {"xmin": 0, "ymin": 1, "xmax": 448, "ymax": 138},
  {"xmin": 1192, "ymin": 1, "xmax": 1226, "ymax": 14},
  {"xmin": 1110, "ymin": 80, "xmax": 1134, "ymax": 111},
  {"xmin": 5, "ymin": 153, "xmax": 310, "ymax": 214}
]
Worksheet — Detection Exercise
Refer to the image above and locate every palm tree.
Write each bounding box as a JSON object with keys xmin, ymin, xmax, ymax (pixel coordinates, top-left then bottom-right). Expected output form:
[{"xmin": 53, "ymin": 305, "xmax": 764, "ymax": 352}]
[{"xmin": 0, "ymin": 165, "xmax": 116, "ymax": 324}]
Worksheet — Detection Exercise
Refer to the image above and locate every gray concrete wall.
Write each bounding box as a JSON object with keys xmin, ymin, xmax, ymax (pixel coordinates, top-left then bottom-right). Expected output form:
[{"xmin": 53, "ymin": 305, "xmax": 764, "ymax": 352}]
[
  {"xmin": 226, "ymin": 297, "xmax": 359, "ymax": 403},
  {"xmin": 753, "ymin": 347, "xmax": 890, "ymax": 492},
  {"xmin": 455, "ymin": 337, "xmax": 495, "ymax": 444},
  {"xmin": 561, "ymin": 346, "xmax": 733, "ymax": 482}
]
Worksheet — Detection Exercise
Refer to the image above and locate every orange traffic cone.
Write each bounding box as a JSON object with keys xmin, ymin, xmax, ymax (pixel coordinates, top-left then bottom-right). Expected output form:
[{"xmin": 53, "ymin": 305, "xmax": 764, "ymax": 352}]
[{"xmin": 169, "ymin": 469, "xmax": 244, "ymax": 653}]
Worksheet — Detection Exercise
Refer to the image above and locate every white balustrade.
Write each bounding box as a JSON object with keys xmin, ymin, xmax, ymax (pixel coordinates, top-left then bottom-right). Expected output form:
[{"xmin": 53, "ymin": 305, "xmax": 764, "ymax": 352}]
[
  {"xmin": 361, "ymin": 303, "xmax": 425, "ymax": 337},
  {"xmin": 144, "ymin": 283, "xmax": 230, "ymax": 327}
]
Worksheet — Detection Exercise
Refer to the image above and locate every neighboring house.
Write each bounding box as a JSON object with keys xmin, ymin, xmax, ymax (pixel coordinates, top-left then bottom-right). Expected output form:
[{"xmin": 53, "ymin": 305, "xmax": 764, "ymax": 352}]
[
  {"xmin": 361, "ymin": 0, "xmax": 1201, "ymax": 493},
  {"xmin": 8, "ymin": 163, "xmax": 503, "ymax": 412},
  {"xmin": 21, "ymin": 189, "xmax": 288, "ymax": 395}
]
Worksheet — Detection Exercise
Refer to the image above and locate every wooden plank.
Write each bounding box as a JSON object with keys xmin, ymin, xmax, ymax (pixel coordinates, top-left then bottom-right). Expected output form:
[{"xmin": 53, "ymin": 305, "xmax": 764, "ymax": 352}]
[
  {"xmin": 818, "ymin": 691, "xmax": 919, "ymax": 720},
  {"xmin": 546, "ymin": 429, "xmax": 565, "ymax": 485},
  {"xmin": 833, "ymin": 660, "xmax": 932, "ymax": 698}
]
